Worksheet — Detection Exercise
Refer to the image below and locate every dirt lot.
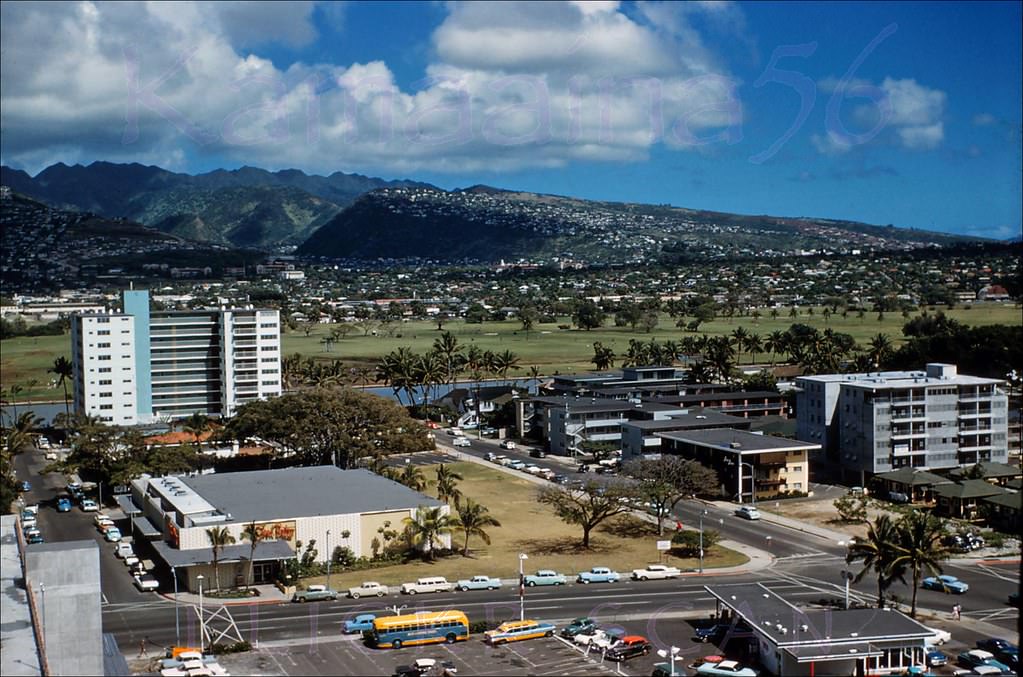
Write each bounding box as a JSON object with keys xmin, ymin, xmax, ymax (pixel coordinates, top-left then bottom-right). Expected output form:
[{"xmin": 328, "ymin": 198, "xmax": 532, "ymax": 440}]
[{"xmin": 766, "ymin": 493, "xmax": 896, "ymax": 541}]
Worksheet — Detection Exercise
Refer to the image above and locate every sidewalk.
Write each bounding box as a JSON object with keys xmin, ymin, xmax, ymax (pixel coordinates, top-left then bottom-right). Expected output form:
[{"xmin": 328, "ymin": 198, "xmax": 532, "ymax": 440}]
[
  {"xmin": 706, "ymin": 500, "xmax": 855, "ymax": 543},
  {"xmin": 158, "ymin": 583, "xmax": 290, "ymax": 607}
]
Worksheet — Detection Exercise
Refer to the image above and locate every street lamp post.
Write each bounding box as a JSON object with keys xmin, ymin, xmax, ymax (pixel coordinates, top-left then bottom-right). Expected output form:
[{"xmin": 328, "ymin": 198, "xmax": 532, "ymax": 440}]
[
  {"xmin": 518, "ymin": 553, "xmax": 528, "ymax": 621},
  {"xmin": 698, "ymin": 510, "xmax": 708, "ymax": 574},
  {"xmin": 197, "ymin": 574, "xmax": 205, "ymax": 654},
  {"xmin": 172, "ymin": 565, "xmax": 180, "ymax": 647},
  {"xmin": 733, "ymin": 458, "xmax": 756, "ymax": 505},
  {"xmin": 838, "ymin": 540, "xmax": 854, "ymax": 609},
  {"xmin": 657, "ymin": 647, "xmax": 680, "ymax": 676},
  {"xmin": 326, "ymin": 530, "xmax": 332, "ymax": 591}
]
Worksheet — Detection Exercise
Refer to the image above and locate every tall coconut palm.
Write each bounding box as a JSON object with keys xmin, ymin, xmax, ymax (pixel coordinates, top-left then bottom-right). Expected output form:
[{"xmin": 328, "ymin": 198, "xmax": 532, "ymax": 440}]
[
  {"xmin": 591, "ymin": 342, "xmax": 615, "ymax": 370},
  {"xmin": 240, "ymin": 521, "xmax": 264, "ymax": 589},
  {"xmin": 764, "ymin": 330, "xmax": 786, "ymax": 366},
  {"xmin": 846, "ymin": 514, "xmax": 905, "ymax": 608},
  {"xmin": 402, "ymin": 505, "xmax": 458, "ymax": 560},
  {"xmin": 493, "ymin": 350, "xmax": 520, "ymax": 384},
  {"xmin": 730, "ymin": 327, "xmax": 750, "ymax": 365},
  {"xmin": 453, "ymin": 498, "xmax": 502, "ymax": 556},
  {"xmin": 435, "ymin": 463, "xmax": 463, "ymax": 505},
  {"xmin": 206, "ymin": 526, "xmax": 237, "ymax": 591},
  {"xmin": 416, "ymin": 352, "xmax": 447, "ymax": 413},
  {"xmin": 745, "ymin": 333, "xmax": 763, "ymax": 365},
  {"xmin": 889, "ymin": 511, "xmax": 948, "ymax": 617},
  {"xmin": 183, "ymin": 411, "xmax": 209, "ymax": 448},
  {"xmin": 868, "ymin": 333, "xmax": 894, "ymax": 369},
  {"xmin": 398, "ymin": 463, "xmax": 430, "ymax": 492},
  {"xmin": 431, "ymin": 332, "xmax": 463, "ymax": 389},
  {"xmin": 49, "ymin": 356, "xmax": 73, "ymax": 422}
]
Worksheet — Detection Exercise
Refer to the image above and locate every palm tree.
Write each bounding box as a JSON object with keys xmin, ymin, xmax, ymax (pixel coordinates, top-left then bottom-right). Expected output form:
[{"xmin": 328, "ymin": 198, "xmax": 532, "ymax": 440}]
[
  {"xmin": 453, "ymin": 498, "xmax": 502, "ymax": 556},
  {"xmin": 770, "ymin": 308, "xmax": 780, "ymax": 321},
  {"xmin": 846, "ymin": 515, "xmax": 905, "ymax": 608},
  {"xmin": 730, "ymin": 327, "xmax": 749, "ymax": 365},
  {"xmin": 493, "ymin": 350, "xmax": 520, "ymax": 384},
  {"xmin": 764, "ymin": 330, "xmax": 785, "ymax": 366},
  {"xmin": 745, "ymin": 333, "xmax": 763, "ymax": 365},
  {"xmin": 868, "ymin": 333, "xmax": 893, "ymax": 369},
  {"xmin": 435, "ymin": 463, "xmax": 463, "ymax": 505},
  {"xmin": 7, "ymin": 385, "xmax": 23, "ymax": 421},
  {"xmin": 182, "ymin": 411, "xmax": 209, "ymax": 448},
  {"xmin": 398, "ymin": 464, "xmax": 430, "ymax": 492},
  {"xmin": 889, "ymin": 511, "xmax": 948, "ymax": 617},
  {"xmin": 240, "ymin": 522, "xmax": 264, "ymax": 589},
  {"xmin": 591, "ymin": 342, "xmax": 615, "ymax": 370},
  {"xmin": 49, "ymin": 356, "xmax": 73, "ymax": 421},
  {"xmin": 402, "ymin": 505, "xmax": 458, "ymax": 560},
  {"xmin": 206, "ymin": 526, "xmax": 237, "ymax": 591},
  {"xmin": 432, "ymin": 332, "xmax": 463, "ymax": 389}
]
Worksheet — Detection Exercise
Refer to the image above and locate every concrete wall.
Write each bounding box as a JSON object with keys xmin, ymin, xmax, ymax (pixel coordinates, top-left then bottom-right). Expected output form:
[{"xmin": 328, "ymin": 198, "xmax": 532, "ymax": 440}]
[{"xmin": 24, "ymin": 540, "xmax": 103, "ymax": 677}]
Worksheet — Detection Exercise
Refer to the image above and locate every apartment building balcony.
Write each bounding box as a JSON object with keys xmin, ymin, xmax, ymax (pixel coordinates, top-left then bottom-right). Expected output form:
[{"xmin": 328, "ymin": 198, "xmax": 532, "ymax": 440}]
[
  {"xmin": 151, "ymin": 317, "xmax": 216, "ymax": 327},
  {"xmin": 151, "ymin": 329, "xmax": 218, "ymax": 340},
  {"xmin": 232, "ymin": 317, "xmax": 257, "ymax": 325},
  {"xmin": 232, "ymin": 339, "xmax": 257, "ymax": 348},
  {"xmin": 890, "ymin": 396, "xmax": 926, "ymax": 404}
]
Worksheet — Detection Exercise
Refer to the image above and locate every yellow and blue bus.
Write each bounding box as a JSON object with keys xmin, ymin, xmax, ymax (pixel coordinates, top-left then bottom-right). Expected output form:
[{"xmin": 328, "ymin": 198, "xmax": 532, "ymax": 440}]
[{"xmin": 370, "ymin": 610, "xmax": 470, "ymax": 649}]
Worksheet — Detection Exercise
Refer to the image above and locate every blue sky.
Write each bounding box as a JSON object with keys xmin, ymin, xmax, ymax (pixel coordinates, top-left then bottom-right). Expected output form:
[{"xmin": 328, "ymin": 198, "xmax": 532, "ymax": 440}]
[{"xmin": 1, "ymin": 1, "xmax": 1019, "ymax": 238}]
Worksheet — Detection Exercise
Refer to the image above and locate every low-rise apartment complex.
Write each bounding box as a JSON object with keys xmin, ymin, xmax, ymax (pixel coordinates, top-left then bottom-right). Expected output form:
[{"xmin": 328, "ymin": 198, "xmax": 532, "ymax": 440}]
[{"xmin": 72, "ymin": 289, "xmax": 281, "ymax": 424}]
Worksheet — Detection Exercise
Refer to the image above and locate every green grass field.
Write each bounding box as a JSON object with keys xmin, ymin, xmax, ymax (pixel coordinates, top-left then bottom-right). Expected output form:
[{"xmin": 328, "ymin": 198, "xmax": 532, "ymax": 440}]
[
  {"xmin": 2, "ymin": 304, "xmax": 1019, "ymax": 401},
  {"xmin": 302, "ymin": 461, "xmax": 747, "ymax": 591}
]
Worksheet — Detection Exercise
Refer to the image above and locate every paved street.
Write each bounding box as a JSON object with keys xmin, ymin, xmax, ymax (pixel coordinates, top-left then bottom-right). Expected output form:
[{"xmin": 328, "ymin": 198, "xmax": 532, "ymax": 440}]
[{"xmin": 12, "ymin": 437, "xmax": 1020, "ymax": 676}]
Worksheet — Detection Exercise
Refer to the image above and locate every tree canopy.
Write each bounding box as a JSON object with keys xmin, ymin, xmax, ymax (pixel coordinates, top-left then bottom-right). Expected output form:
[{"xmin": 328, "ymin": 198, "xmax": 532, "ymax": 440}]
[
  {"xmin": 537, "ymin": 480, "xmax": 638, "ymax": 547},
  {"xmin": 624, "ymin": 457, "xmax": 718, "ymax": 535},
  {"xmin": 222, "ymin": 387, "xmax": 434, "ymax": 469}
]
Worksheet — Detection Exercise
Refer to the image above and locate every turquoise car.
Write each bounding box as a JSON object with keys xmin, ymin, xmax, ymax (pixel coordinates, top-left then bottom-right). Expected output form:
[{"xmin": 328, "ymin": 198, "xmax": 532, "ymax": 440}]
[
  {"xmin": 524, "ymin": 570, "xmax": 566, "ymax": 586},
  {"xmin": 577, "ymin": 567, "xmax": 621, "ymax": 584},
  {"xmin": 343, "ymin": 613, "xmax": 376, "ymax": 634}
]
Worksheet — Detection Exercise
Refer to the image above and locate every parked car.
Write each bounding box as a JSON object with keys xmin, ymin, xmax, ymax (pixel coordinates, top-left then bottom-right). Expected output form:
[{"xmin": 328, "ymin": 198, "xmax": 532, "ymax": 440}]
[
  {"xmin": 560, "ymin": 617, "xmax": 598, "ymax": 638},
  {"xmin": 529, "ymin": 449, "xmax": 546, "ymax": 458},
  {"xmin": 693, "ymin": 623, "xmax": 731, "ymax": 643},
  {"xmin": 452, "ymin": 437, "xmax": 471, "ymax": 447},
  {"xmin": 957, "ymin": 649, "xmax": 1010, "ymax": 672},
  {"xmin": 97, "ymin": 519, "xmax": 117, "ymax": 534},
  {"xmin": 926, "ymin": 650, "xmax": 949, "ymax": 667},
  {"xmin": 20, "ymin": 511, "xmax": 37, "ymax": 529},
  {"xmin": 114, "ymin": 542, "xmax": 135, "ymax": 559},
  {"xmin": 735, "ymin": 506, "xmax": 761, "ymax": 520},
  {"xmin": 25, "ymin": 529, "xmax": 44, "ymax": 544},
  {"xmin": 577, "ymin": 567, "xmax": 621, "ymax": 584},
  {"xmin": 924, "ymin": 626, "xmax": 952, "ymax": 646},
  {"xmin": 494, "ymin": 455, "xmax": 510, "ymax": 465},
  {"xmin": 484, "ymin": 452, "xmax": 498, "ymax": 462},
  {"xmin": 631, "ymin": 564, "xmax": 681, "ymax": 581},
  {"xmin": 652, "ymin": 662, "xmax": 686, "ymax": 677},
  {"xmin": 499, "ymin": 440, "xmax": 517, "ymax": 450},
  {"xmin": 552, "ymin": 474, "xmax": 569, "ymax": 485},
  {"xmin": 524, "ymin": 464, "xmax": 543, "ymax": 475},
  {"xmin": 292, "ymin": 584, "xmax": 338, "ymax": 602},
  {"xmin": 922, "ymin": 575, "xmax": 969, "ymax": 594},
  {"xmin": 347, "ymin": 581, "xmax": 388, "ymax": 599},
  {"xmin": 18, "ymin": 480, "xmax": 31, "ymax": 492},
  {"xmin": 590, "ymin": 628, "xmax": 628, "ymax": 653},
  {"xmin": 523, "ymin": 570, "xmax": 566, "ymax": 586},
  {"xmin": 455, "ymin": 575, "xmax": 502, "ymax": 591},
  {"xmin": 887, "ymin": 491, "xmax": 910, "ymax": 504},
  {"xmin": 80, "ymin": 499, "xmax": 99, "ymax": 512},
  {"xmin": 447, "ymin": 428, "xmax": 464, "ymax": 437},
  {"xmin": 44, "ymin": 451, "xmax": 58, "ymax": 461},
  {"xmin": 976, "ymin": 639, "xmax": 1017, "ymax": 654},
  {"xmin": 400, "ymin": 576, "xmax": 454, "ymax": 595},
  {"xmin": 605, "ymin": 635, "xmax": 651, "ymax": 661},
  {"xmin": 484, "ymin": 620, "xmax": 556, "ymax": 645},
  {"xmin": 133, "ymin": 574, "xmax": 159, "ymax": 592},
  {"xmin": 995, "ymin": 647, "xmax": 1018, "ymax": 672},
  {"xmin": 123, "ymin": 555, "xmax": 140, "ymax": 568},
  {"xmin": 507, "ymin": 460, "xmax": 527, "ymax": 470},
  {"xmin": 343, "ymin": 613, "xmax": 377, "ymax": 634},
  {"xmin": 104, "ymin": 527, "xmax": 123, "ymax": 542},
  {"xmin": 695, "ymin": 660, "xmax": 759, "ymax": 676},
  {"xmin": 56, "ymin": 497, "xmax": 72, "ymax": 512}
]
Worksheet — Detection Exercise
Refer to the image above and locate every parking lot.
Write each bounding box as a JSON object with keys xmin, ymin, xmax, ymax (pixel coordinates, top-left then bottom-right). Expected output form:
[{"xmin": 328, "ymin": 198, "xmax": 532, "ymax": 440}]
[{"xmin": 207, "ymin": 612, "xmax": 760, "ymax": 676}]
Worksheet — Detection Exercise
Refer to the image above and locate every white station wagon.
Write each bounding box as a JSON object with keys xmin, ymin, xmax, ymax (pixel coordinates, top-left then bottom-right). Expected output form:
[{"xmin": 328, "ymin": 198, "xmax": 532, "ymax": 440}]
[{"xmin": 400, "ymin": 576, "xmax": 454, "ymax": 595}]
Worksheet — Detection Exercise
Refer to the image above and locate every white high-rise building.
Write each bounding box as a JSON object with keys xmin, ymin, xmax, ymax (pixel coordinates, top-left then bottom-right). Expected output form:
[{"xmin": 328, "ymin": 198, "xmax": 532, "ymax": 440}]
[
  {"xmin": 796, "ymin": 363, "xmax": 1009, "ymax": 481},
  {"xmin": 72, "ymin": 290, "xmax": 282, "ymax": 424}
]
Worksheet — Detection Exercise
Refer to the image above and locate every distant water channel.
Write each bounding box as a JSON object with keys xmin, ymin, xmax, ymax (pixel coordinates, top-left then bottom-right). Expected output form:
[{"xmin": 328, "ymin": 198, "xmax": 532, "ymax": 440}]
[{"xmin": 2, "ymin": 379, "xmax": 541, "ymax": 427}]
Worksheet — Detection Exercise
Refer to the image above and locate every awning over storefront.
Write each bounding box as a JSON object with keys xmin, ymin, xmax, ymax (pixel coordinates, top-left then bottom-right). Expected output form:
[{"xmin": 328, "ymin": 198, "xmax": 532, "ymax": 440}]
[
  {"xmin": 151, "ymin": 539, "xmax": 294, "ymax": 568},
  {"xmin": 132, "ymin": 516, "xmax": 162, "ymax": 539},
  {"xmin": 786, "ymin": 643, "xmax": 884, "ymax": 662},
  {"xmin": 115, "ymin": 494, "xmax": 140, "ymax": 515}
]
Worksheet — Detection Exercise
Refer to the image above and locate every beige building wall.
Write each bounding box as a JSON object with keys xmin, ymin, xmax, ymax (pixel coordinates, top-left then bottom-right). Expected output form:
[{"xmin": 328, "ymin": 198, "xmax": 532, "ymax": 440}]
[{"xmin": 359, "ymin": 510, "xmax": 413, "ymax": 557}]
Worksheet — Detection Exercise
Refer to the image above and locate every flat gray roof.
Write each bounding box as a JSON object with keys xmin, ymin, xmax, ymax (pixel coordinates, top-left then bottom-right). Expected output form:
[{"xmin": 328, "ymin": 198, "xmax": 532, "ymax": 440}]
[
  {"xmin": 529, "ymin": 396, "xmax": 681, "ymax": 415},
  {"xmin": 658, "ymin": 428, "xmax": 819, "ymax": 453},
  {"xmin": 179, "ymin": 466, "xmax": 442, "ymax": 523},
  {"xmin": 152, "ymin": 539, "xmax": 294, "ymax": 568},
  {"xmin": 706, "ymin": 583, "xmax": 933, "ymax": 648},
  {"xmin": 624, "ymin": 409, "xmax": 749, "ymax": 431}
]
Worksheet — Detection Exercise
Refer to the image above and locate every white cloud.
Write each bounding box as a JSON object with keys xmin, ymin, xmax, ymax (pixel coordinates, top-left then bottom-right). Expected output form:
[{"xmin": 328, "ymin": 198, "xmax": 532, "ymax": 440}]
[
  {"xmin": 0, "ymin": 0, "xmax": 744, "ymax": 175},
  {"xmin": 972, "ymin": 112, "xmax": 996, "ymax": 126},
  {"xmin": 812, "ymin": 75, "xmax": 947, "ymax": 153}
]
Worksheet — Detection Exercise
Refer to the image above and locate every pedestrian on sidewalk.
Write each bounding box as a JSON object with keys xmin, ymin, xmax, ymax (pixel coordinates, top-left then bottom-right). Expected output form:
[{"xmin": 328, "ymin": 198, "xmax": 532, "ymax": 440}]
[
  {"xmin": 952, "ymin": 603, "xmax": 961, "ymax": 620},
  {"xmin": 137, "ymin": 636, "xmax": 149, "ymax": 658}
]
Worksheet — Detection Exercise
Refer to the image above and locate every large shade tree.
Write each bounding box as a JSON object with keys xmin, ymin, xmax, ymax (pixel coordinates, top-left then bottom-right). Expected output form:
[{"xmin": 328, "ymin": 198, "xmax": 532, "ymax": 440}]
[
  {"xmin": 537, "ymin": 480, "xmax": 638, "ymax": 548},
  {"xmin": 623, "ymin": 457, "xmax": 719, "ymax": 536},
  {"xmin": 222, "ymin": 387, "xmax": 434, "ymax": 469}
]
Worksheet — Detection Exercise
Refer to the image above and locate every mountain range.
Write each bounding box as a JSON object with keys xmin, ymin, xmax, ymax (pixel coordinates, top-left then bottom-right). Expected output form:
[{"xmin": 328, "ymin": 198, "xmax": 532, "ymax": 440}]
[
  {"xmin": 2, "ymin": 161, "xmax": 984, "ymax": 262},
  {"xmin": 0, "ymin": 162, "xmax": 427, "ymax": 248}
]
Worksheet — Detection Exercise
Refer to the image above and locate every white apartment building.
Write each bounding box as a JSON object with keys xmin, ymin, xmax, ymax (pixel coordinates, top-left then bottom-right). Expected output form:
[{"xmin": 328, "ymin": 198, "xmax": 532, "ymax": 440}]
[
  {"xmin": 72, "ymin": 289, "xmax": 282, "ymax": 424},
  {"xmin": 796, "ymin": 363, "xmax": 1009, "ymax": 481},
  {"xmin": 71, "ymin": 314, "xmax": 138, "ymax": 425}
]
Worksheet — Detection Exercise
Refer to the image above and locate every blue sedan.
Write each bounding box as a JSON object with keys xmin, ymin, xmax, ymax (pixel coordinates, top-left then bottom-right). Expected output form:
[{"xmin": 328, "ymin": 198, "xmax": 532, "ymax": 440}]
[
  {"xmin": 18, "ymin": 480, "xmax": 31, "ymax": 492},
  {"xmin": 343, "ymin": 613, "xmax": 376, "ymax": 634},
  {"xmin": 922, "ymin": 575, "xmax": 969, "ymax": 594},
  {"xmin": 926, "ymin": 650, "xmax": 948, "ymax": 667},
  {"xmin": 56, "ymin": 497, "xmax": 72, "ymax": 512}
]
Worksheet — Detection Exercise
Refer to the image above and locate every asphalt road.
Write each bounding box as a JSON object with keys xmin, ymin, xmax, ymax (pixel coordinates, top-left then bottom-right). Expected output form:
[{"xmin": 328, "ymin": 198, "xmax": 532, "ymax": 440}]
[{"xmin": 12, "ymin": 437, "xmax": 1020, "ymax": 668}]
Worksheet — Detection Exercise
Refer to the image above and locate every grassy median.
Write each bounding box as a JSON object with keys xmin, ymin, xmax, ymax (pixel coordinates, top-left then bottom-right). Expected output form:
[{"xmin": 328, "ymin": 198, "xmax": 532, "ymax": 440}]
[{"xmin": 302, "ymin": 461, "xmax": 748, "ymax": 591}]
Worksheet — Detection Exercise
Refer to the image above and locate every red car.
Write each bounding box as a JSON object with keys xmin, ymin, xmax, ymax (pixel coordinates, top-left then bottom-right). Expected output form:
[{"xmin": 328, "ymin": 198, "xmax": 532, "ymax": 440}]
[{"xmin": 605, "ymin": 635, "xmax": 651, "ymax": 661}]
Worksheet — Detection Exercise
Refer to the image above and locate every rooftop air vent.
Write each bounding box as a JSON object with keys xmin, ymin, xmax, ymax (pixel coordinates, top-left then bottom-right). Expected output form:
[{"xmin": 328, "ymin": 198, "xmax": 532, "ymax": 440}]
[{"xmin": 730, "ymin": 442, "xmax": 742, "ymax": 449}]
